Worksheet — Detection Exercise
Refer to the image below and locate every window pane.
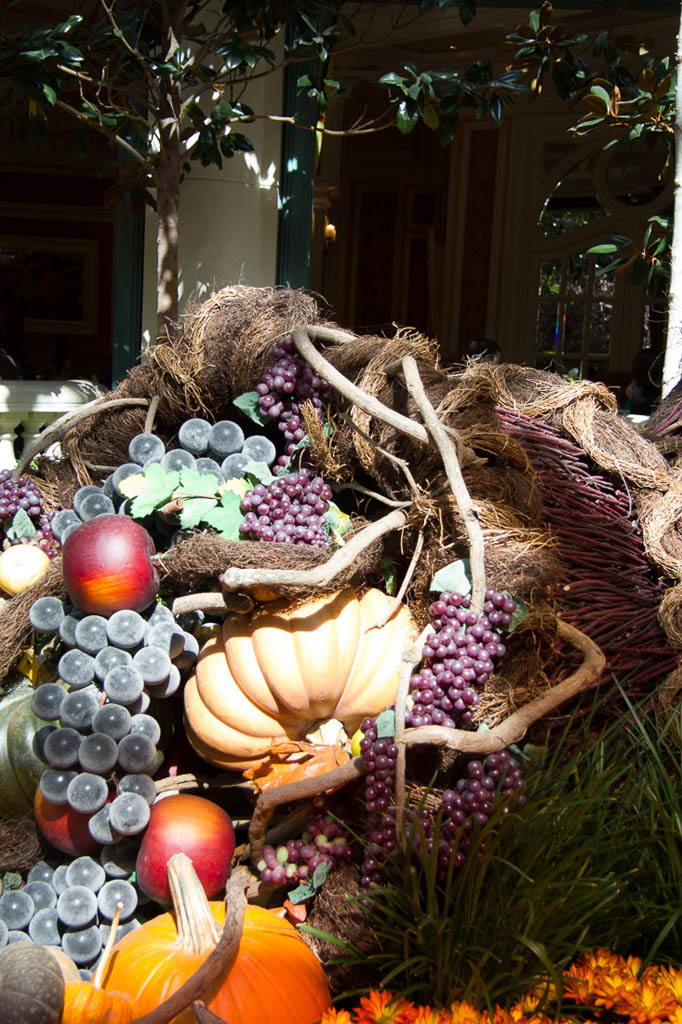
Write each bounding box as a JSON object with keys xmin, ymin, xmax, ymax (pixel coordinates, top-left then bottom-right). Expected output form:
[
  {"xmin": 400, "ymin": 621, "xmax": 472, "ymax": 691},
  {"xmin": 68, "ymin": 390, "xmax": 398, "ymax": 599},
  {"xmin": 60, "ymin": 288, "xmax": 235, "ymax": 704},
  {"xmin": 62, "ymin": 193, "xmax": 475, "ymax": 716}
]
[
  {"xmin": 539, "ymin": 262, "xmax": 562, "ymax": 298},
  {"xmin": 563, "ymin": 302, "xmax": 584, "ymax": 353},
  {"xmin": 588, "ymin": 300, "xmax": 612, "ymax": 355},
  {"xmin": 536, "ymin": 302, "xmax": 559, "ymax": 353}
]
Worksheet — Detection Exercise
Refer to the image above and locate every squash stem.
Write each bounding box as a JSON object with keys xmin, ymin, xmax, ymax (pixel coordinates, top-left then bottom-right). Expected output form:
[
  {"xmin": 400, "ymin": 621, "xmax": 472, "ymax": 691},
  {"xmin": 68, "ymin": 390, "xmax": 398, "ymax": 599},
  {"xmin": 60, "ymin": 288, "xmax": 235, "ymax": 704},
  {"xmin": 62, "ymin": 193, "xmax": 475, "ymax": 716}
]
[
  {"xmin": 93, "ymin": 901, "xmax": 122, "ymax": 989},
  {"xmin": 168, "ymin": 852, "xmax": 221, "ymax": 954}
]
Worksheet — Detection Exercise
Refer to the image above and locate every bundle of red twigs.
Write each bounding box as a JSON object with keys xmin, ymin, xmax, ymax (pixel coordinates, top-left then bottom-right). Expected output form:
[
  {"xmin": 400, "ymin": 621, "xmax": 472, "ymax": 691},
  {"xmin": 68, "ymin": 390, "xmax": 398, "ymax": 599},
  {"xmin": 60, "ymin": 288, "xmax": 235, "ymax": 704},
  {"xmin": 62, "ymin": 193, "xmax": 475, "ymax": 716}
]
[{"xmin": 498, "ymin": 409, "xmax": 677, "ymax": 692}]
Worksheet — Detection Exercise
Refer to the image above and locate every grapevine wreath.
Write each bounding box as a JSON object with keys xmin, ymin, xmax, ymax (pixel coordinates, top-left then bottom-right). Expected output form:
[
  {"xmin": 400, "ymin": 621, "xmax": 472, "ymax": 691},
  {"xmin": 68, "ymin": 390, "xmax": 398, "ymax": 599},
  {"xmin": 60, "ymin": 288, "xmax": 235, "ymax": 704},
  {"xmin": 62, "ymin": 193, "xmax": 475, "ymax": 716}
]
[{"xmin": 0, "ymin": 285, "xmax": 678, "ymax": 1021}]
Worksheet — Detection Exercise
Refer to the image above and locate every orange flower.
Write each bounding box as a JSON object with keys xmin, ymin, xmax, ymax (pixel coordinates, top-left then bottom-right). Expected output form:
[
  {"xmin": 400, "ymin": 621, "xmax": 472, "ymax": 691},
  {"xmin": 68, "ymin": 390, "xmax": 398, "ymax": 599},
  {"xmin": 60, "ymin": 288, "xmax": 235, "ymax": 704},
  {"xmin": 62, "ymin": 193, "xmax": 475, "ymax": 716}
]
[
  {"xmin": 354, "ymin": 990, "xmax": 418, "ymax": 1024},
  {"xmin": 412, "ymin": 1006, "xmax": 451, "ymax": 1024},
  {"xmin": 607, "ymin": 979, "xmax": 677, "ymax": 1024},
  {"xmin": 448, "ymin": 1001, "xmax": 488, "ymax": 1024},
  {"xmin": 320, "ymin": 1009, "xmax": 353, "ymax": 1024}
]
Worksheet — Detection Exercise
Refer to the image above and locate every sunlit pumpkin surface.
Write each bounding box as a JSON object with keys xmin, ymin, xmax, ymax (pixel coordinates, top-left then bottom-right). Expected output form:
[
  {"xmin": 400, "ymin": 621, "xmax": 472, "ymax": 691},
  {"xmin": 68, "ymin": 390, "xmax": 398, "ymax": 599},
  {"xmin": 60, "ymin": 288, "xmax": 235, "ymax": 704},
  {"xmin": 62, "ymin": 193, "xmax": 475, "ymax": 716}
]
[
  {"xmin": 184, "ymin": 587, "xmax": 417, "ymax": 769},
  {"xmin": 102, "ymin": 901, "xmax": 332, "ymax": 1024}
]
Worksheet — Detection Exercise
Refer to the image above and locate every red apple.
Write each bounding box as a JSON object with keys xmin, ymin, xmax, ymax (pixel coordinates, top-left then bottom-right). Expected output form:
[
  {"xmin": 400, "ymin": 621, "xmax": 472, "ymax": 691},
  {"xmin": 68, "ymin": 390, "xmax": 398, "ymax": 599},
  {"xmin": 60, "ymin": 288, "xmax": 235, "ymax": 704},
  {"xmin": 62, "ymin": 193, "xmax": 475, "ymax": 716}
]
[
  {"xmin": 34, "ymin": 787, "xmax": 101, "ymax": 857},
  {"xmin": 136, "ymin": 794, "xmax": 235, "ymax": 904},
  {"xmin": 62, "ymin": 514, "xmax": 159, "ymax": 616}
]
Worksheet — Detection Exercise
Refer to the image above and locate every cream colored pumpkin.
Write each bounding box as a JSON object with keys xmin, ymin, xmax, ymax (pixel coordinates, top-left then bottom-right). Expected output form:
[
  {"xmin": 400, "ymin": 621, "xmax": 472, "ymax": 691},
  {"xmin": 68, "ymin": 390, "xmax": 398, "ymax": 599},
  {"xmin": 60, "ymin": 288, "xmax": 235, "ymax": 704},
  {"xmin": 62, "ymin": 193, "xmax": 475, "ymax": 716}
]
[{"xmin": 183, "ymin": 587, "xmax": 417, "ymax": 769}]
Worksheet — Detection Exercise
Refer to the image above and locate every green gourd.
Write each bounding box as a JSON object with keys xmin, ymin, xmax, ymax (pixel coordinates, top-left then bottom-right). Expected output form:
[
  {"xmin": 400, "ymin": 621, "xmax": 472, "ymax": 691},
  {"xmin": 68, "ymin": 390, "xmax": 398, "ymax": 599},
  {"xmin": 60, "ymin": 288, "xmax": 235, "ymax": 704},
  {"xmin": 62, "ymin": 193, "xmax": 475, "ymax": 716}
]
[
  {"xmin": 0, "ymin": 942, "xmax": 65, "ymax": 1024},
  {"xmin": 0, "ymin": 682, "xmax": 55, "ymax": 817}
]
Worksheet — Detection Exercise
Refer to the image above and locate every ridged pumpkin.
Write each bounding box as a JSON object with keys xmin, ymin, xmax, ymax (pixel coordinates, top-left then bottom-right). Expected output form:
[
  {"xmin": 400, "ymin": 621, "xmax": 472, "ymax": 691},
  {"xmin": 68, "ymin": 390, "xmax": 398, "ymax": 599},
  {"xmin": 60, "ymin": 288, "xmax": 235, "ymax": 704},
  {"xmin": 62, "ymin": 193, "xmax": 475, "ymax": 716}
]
[
  {"xmin": 183, "ymin": 587, "xmax": 417, "ymax": 769},
  {"xmin": 102, "ymin": 853, "xmax": 331, "ymax": 1024},
  {"xmin": 0, "ymin": 683, "xmax": 55, "ymax": 817}
]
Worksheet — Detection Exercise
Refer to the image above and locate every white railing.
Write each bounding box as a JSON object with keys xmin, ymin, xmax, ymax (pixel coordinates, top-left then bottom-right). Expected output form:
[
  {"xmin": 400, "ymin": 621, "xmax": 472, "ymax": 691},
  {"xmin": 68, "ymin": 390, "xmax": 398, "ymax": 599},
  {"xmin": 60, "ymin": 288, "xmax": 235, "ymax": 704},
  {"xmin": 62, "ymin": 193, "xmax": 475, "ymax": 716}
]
[{"xmin": 0, "ymin": 380, "xmax": 105, "ymax": 470}]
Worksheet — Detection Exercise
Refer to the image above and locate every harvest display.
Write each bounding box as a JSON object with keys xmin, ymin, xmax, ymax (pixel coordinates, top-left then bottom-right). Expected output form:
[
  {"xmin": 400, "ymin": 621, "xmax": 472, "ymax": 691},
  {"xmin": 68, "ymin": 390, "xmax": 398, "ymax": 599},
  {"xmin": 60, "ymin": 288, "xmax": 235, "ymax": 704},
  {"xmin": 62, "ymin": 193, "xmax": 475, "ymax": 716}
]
[{"xmin": 0, "ymin": 285, "xmax": 679, "ymax": 1023}]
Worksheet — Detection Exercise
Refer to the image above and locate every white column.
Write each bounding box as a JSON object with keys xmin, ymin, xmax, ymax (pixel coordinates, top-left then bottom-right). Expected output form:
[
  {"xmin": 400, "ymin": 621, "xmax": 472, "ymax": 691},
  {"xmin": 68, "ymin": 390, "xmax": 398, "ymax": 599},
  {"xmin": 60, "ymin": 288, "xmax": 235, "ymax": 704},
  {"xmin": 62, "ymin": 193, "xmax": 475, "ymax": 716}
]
[{"xmin": 0, "ymin": 381, "xmax": 104, "ymax": 470}]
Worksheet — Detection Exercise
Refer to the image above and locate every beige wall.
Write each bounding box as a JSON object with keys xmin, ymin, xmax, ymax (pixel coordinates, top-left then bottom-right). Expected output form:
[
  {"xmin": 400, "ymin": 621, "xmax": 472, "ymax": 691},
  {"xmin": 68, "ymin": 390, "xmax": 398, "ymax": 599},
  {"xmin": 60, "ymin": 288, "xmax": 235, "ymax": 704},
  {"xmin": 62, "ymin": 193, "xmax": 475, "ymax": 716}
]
[{"xmin": 140, "ymin": 63, "xmax": 283, "ymax": 349}]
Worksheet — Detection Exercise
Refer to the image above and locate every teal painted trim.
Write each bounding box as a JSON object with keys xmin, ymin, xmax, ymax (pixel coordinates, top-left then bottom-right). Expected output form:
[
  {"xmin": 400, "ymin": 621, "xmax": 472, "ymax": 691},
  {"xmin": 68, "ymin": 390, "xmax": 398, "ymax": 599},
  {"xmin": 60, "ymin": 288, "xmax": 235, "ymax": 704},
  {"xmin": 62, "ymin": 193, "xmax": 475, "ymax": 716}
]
[
  {"xmin": 276, "ymin": 27, "xmax": 318, "ymax": 290},
  {"xmin": 111, "ymin": 191, "xmax": 144, "ymax": 386}
]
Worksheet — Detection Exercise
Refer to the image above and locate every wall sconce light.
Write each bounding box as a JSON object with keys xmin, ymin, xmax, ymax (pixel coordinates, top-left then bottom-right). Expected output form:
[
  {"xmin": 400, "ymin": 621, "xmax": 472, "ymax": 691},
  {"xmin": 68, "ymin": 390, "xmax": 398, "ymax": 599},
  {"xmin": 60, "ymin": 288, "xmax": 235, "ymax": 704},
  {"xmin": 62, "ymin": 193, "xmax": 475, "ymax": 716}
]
[{"xmin": 324, "ymin": 217, "xmax": 337, "ymax": 247}]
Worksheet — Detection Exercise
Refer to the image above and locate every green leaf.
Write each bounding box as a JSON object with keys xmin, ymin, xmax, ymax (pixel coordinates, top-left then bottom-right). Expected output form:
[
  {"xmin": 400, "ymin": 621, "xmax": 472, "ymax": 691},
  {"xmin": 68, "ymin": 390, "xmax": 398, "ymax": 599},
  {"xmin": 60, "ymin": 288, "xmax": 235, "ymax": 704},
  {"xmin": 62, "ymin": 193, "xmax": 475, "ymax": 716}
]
[
  {"xmin": 122, "ymin": 464, "xmax": 180, "ymax": 519},
  {"xmin": 381, "ymin": 555, "xmax": 398, "ymax": 597},
  {"xmin": 430, "ymin": 558, "xmax": 472, "ymax": 596},
  {"xmin": 243, "ymin": 461, "xmax": 275, "ymax": 485},
  {"xmin": 8, "ymin": 508, "xmax": 36, "ymax": 540},
  {"xmin": 203, "ymin": 491, "xmax": 244, "ymax": 540},
  {"xmin": 41, "ymin": 83, "xmax": 57, "ymax": 105},
  {"xmin": 323, "ymin": 502, "xmax": 351, "ymax": 543},
  {"xmin": 232, "ymin": 390, "xmax": 269, "ymax": 426},
  {"xmin": 590, "ymin": 84, "xmax": 612, "ymax": 109},
  {"xmin": 375, "ymin": 708, "xmax": 396, "ymax": 739},
  {"xmin": 179, "ymin": 496, "xmax": 218, "ymax": 530},
  {"xmin": 396, "ymin": 100, "xmax": 418, "ymax": 134},
  {"xmin": 1, "ymin": 872, "xmax": 22, "ymax": 892},
  {"xmin": 288, "ymin": 859, "xmax": 332, "ymax": 905},
  {"xmin": 178, "ymin": 467, "xmax": 220, "ymax": 497},
  {"xmin": 528, "ymin": 10, "xmax": 539, "ymax": 33},
  {"xmin": 587, "ymin": 243, "xmax": 619, "ymax": 254},
  {"xmin": 379, "ymin": 71, "xmax": 407, "ymax": 90}
]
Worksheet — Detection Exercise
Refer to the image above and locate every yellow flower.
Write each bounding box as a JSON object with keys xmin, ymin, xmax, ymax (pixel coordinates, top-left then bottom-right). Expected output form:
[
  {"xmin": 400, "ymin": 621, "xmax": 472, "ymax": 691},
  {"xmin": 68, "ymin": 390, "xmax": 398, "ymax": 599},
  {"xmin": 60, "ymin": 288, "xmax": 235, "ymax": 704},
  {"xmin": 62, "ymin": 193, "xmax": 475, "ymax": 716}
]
[
  {"xmin": 608, "ymin": 979, "xmax": 677, "ymax": 1024},
  {"xmin": 319, "ymin": 1009, "xmax": 353, "ymax": 1024},
  {"xmin": 354, "ymin": 990, "xmax": 418, "ymax": 1024}
]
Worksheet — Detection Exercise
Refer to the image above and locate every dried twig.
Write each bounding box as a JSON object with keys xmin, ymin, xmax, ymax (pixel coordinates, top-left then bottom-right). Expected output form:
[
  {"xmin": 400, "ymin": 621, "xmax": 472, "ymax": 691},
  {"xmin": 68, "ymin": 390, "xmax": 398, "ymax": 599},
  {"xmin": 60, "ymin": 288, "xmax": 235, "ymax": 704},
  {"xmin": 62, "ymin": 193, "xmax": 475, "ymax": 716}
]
[
  {"xmin": 144, "ymin": 395, "xmax": 161, "ymax": 435},
  {"xmin": 13, "ymin": 396, "xmax": 150, "ymax": 478},
  {"xmin": 248, "ymin": 758, "xmax": 365, "ymax": 865},
  {"xmin": 219, "ymin": 508, "xmax": 407, "ymax": 593},
  {"xmin": 339, "ymin": 411, "xmax": 423, "ymax": 499},
  {"xmin": 400, "ymin": 355, "xmax": 487, "ymax": 613},
  {"xmin": 128, "ymin": 863, "xmax": 250, "ymax": 1024}
]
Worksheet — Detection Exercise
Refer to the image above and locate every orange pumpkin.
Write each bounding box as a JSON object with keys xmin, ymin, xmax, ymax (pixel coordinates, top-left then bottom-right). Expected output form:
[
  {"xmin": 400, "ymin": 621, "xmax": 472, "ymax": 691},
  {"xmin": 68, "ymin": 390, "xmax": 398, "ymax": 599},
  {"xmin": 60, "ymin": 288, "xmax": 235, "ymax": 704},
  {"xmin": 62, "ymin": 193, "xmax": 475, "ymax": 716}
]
[
  {"xmin": 62, "ymin": 902, "xmax": 138, "ymax": 1024},
  {"xmin": 102, "ymin": 853, "xmax": 331, "ymax": 1024},
  {"xmin": 184, "ymin": 587, "xmax": 417, "ymax": 769}
]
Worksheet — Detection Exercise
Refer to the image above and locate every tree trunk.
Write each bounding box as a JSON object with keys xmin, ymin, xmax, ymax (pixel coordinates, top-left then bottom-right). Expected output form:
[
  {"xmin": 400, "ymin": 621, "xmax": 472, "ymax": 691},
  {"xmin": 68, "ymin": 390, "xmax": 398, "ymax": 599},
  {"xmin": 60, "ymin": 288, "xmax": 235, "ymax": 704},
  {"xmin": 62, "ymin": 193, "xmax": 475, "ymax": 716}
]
[
  {"xmin": 155, "ymin": 104, "xmax": 181, "ymax": 342},
  {"xmin": 154, "ymin": 0, "xmax": 187, "ymax": 343},
  {"xmin": 662, "ymin": 1, "xmax": 682, "ymax": 397}
]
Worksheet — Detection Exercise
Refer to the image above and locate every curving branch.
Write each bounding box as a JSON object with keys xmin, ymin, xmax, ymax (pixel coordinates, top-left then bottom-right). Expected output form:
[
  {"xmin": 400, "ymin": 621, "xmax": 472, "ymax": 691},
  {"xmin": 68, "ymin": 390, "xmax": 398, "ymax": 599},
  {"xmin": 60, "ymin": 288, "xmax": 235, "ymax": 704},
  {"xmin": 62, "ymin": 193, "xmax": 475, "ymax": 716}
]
[
  {"xmin": 248, "ymin": 758, "xmax": 365, "ymax": 865},
  {"xmin": 400, "ymin": 355, "xmax": 487, "ymax": 613},
  {"xmin": 245, "ymin": 619, "xmax": 602, "ymax": 865},
  {"xmin": 219, "ymin": 508, "xmax": 407, "ymax": 593},
  {"xmin": 13, "ymin": 396, "xmax": 150, "ymax": 478},
  {"xmin": 400, "ymin": 619, "xmax": 605, "ymax": 755}
]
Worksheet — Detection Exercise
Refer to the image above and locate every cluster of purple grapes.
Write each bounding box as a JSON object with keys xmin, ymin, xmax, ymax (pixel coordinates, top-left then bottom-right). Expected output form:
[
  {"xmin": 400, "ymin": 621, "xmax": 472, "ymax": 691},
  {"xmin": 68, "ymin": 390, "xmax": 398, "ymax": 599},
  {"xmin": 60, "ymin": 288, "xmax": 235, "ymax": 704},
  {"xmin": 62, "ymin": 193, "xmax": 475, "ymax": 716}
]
[
  {"xmin": 255, "ymin": 336, "xmax": 331, "ymax": 463},
  {"xmin": 358, "ymin": 717, "xmax": 400, "ymax": 887},
  {"xmin": 238, "ymin": 469, "xmax": 332, "ymax": 546},
  {"xmin": 431, "ymin": 752, "xmax": 526, "ymax": 879},
  {"xmin": 0, "ymin": 851, "xmax": 141, "ymax": 972},
  {"xmin": 0, "ymin": 471, "xmax": 61, "ymax": 558},
  {"xmin": 405, "ymin": 589, "xmax": 517, "ymax": 730},
  {"xmin": 0, "ymin": 469, "xmax": 44, "ymax": 521},
  {"xmin": 29, "ymin": 595, "xmax": 200, "ymax": 846},
  {"xmin": 256, "ymin": 811, "xmax": 352, "ymax": 888}
]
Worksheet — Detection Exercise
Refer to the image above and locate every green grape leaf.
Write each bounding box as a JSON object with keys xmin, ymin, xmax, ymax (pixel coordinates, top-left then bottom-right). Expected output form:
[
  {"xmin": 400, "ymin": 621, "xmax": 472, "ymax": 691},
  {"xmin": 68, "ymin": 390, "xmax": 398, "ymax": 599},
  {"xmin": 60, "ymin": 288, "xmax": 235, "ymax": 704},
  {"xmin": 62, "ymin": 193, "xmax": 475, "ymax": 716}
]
[
  {"xmin": 1, "ymin": 871, "xmax": 21, "ymax": 892},
  {"xmin": 178, "ymin": 496, "xmax": 218, "ymax": 530},
  {"xmin": 380, "ymin": 555, "xmax": 397, "ymax": 596},
  {"xmin": 375, "ymin": 708, "xmax": 395, "ymax": 739},
  {"xmin": 244, "ymin": 460, "xmax": 276, "ymax": 485},
  {"xmin": 178, "ymin": 466, "xmax": 221, "ymax": 497},
  {"xmin": 233, "ymin": 390, "xmax": 269, "ymax": 426},
  {"xmin": 120, "ymin": 464, "xmax": 180, "ymax": 518},
  {"xmin": 430, "ymin": 558, "xmax": 472, "ymax": 596},
  {"xmin": 323, "ymin": 502, "xmax": 351, "ymax": 543},
  {"xmin": 7, "ymin": 508, "xmax": 36, "ymax": 540},
  {"xmin": 202, "ymin": 490, "xmax": 245, "ymax": 539},
  {"xmin": 287, "ymin": 859, "xmax": 332, "ymax": 905}
]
